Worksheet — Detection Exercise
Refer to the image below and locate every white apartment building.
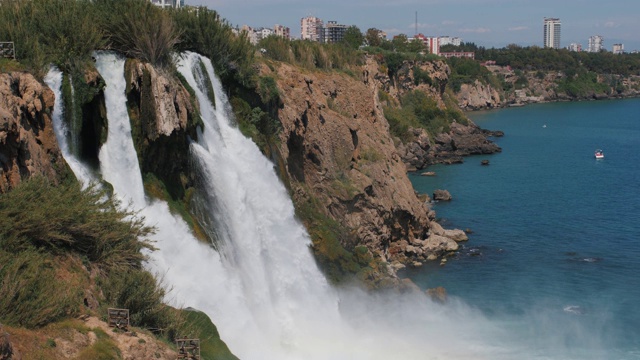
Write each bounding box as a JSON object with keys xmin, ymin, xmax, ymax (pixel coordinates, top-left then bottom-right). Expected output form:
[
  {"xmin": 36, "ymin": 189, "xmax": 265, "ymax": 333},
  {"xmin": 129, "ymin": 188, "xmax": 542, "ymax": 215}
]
[
  {"xmin": 259, "ymin": 28, "xmax": 274, "ymax": 40},
  {"xmin": 149, "ymin": 0, "xmax": 181, "ymax": 9},
  {"xmin": 240, "ymin": 25, "xmax": 259, "ymax": 45},
  {"xmin": 588, "ymin": 35, "xmax": 604, "ymax": 52},
  {"xmin": 612, "ymin": 43, "xmax": 624, "ymax": 54},
  {"xmin": 543, "ymin": 18, "xmax": 561, "ymax": 49},
  {"xmin": 567, "ymin": 43, "xmax": 582, "ymax": 52},
  {"xmin": 301, "ymin": 16, "xmax": 323, "ymax": 41},
  {"xmin": 274, "ymin": 24, "xmax": 291, "ymax": 40},
  {"xmin": 439, "ymin": 36, "xmax": 462, "ymax": 47}
]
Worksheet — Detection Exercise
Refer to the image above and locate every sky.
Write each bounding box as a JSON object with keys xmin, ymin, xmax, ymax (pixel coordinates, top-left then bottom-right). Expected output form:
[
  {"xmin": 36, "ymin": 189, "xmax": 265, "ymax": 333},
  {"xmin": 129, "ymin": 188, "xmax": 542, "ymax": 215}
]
[{"xmin": 191, "ymin": 0, "xmax": 640, "ymax": 51}]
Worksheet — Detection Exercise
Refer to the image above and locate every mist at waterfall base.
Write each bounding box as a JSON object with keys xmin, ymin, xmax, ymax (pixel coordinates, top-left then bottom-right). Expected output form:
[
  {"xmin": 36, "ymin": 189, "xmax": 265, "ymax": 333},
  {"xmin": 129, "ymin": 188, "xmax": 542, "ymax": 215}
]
[
  {"xmin": 46, "ymin": 52, "xmax": 618, "ymax": 360},
  {"xmin": 408, "ymin": 99, "xmax": 640, "ymax": 360}
]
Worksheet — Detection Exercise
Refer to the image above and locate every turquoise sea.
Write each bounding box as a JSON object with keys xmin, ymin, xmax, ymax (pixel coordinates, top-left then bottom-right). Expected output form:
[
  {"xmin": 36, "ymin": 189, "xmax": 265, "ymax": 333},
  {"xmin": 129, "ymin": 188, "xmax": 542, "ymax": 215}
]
[{"xmin": 406, "ymin": 98, "xmax": 640, "ymax": 359}]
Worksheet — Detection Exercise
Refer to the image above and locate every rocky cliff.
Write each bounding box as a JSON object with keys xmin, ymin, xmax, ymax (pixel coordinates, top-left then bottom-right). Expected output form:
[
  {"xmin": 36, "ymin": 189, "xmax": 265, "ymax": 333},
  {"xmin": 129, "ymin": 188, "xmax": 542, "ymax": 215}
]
[
  {"xmin": 265, "ymin": 56, "xmax": 478, "ymax": 278},
  {"xmin": 455, "ymin": 65, "xmax": 640, "ymax": 110},
  {"xmin": 373, "ymin": 59, "xmax": 502, "ymax": 170},
  {"xmin": 0, "ymin": 72, "xmax": 66, "ymax": 193}
]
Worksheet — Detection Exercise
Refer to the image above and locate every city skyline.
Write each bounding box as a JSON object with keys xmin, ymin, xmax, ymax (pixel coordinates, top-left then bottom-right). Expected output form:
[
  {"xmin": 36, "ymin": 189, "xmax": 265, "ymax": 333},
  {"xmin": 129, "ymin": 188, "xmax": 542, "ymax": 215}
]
[{"xmin": 192, "ymin": 0, "xmax": 640, "ymax": 51}]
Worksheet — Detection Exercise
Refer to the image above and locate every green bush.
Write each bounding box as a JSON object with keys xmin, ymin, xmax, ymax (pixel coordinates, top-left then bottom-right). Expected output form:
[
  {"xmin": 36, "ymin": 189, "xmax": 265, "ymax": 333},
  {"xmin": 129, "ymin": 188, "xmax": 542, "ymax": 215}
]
[
  {"xmin": 99, "ymin": 270, "xmax": 178, "ymax": 336},
  {"xmin": 0, "ymin": 0, "xmax": 105, "ymax": 76},
  {"xmin": 0, "ymin": 177, "xmax": 173, "ymax": 333},
  {"xmin": 0, "ymin": 177, "xmax": 152, "ymax": 271},
  {"xmin": 173, "ymin": 6, "xmax": 255, "ymax": 84},
  {"xmin": 96, "ymin": 0, "xmax": 180, "ymax": 69},
  {"xmin": 0, "ymin": 249, "xmax": 82, "ymax": 327},
  {"xmin": 259, "ymin": 37, "xmax": 362, "ymax": 71}
]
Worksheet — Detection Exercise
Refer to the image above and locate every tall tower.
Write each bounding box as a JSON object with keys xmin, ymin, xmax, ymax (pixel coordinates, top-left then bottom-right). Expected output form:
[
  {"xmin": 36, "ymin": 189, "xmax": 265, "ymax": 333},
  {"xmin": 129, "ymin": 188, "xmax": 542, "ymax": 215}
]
[{"xmin": 543, "ymin": 18, "xmax": 561, "ymax": 49}]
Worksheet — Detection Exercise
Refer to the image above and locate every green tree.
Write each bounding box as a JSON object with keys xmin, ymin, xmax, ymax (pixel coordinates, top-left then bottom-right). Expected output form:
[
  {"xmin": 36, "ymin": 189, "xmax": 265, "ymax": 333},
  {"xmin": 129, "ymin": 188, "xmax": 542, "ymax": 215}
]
[
  {"xmin": 407, "ymin": 39, "xmax": 426, "ymax": 53},
  {"xmin": 365, "ymin": 28, "xmax": 383, "ymax": 47},
  {"xmin": 391, "ymin": 34, "xmax": 409, "ymax": 52},
  {"xmin": 341, "ymin": 25, "xmax": 364, "ymax": 49}
]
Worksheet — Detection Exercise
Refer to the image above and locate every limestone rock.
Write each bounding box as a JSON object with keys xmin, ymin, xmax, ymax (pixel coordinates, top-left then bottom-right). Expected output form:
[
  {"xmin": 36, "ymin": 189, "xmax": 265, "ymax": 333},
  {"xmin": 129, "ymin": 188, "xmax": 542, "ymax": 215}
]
[
  {"xmin": 426, "ymin": 287, "xmax": 448, "ymax": 303},
  {"xmin": 126, "ymin": 60, "xmax": 192, "ymax": 140},
  {"xmin": 0, "ymin": 72, "xmax": 64, "ymax": 193},
  {"xmin": 0, "ymin": 324, "xmax": 18, "ymax": 360},
  {"xmin": 456, "ymin": 79, "xmax": 501, "ymax": 111},
  {"xmin": 433, "ymin": 189, "xmax": 452, "ymax": 201},
  {"xmin": 430, "ymin": 221, "xmax": 468, "ymax": 242},
  {"xmin": 270, "ymin": 60, "xmax": 432, "ymax": 268},
  {"xmin": 423, "ymin": 234, "xmax": 459, "ymax": 254}
]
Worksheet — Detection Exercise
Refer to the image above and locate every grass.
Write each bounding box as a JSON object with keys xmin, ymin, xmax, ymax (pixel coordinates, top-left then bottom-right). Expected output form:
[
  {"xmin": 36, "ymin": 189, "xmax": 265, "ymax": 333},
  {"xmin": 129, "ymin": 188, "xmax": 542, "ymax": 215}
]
[
  {"xmin": 0, "ymin": 177, "xmax": 178, "ymax": 339},
  {"xmin": 175, "ymin": 309, "xmax": 239, "ymax": 360}
]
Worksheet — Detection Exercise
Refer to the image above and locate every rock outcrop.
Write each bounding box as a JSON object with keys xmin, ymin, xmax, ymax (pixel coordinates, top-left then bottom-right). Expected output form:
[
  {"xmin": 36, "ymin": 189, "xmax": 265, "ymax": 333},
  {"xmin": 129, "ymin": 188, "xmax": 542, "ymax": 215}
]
[
  {"xmin": 0, "ymin": 72, "xmax": 65, "ymax": 193},
  {"xmin": 397, "ymin": 122, "xmax": 502, "ymax": 170},
  {"xmin": 126, "ymin": 61, "xmax": 193, "ymax": 140},
  {"xmin": 457, "ymin": 65, "xmax": 640, "ymax": 110},
  {"xmin": 271, "ymin": 61, "xmax": 436, "ymax": 271},
  {"xmin": 268, "ymin": 57, "xmax": 476, "ymax": 273},
  {"xmin": 457, "ymin": 80, "xmax": 502, "ymax": 110}
]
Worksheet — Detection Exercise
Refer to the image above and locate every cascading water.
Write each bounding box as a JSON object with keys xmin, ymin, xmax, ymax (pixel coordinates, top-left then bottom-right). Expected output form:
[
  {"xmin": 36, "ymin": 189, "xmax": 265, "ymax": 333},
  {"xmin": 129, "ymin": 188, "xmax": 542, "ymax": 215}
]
[
  {"xmin": 49, "ymin": 51, "xmax": 602, "ymax": 360},
  {"xmin": 173, "ymin": 52, "xmax": 517, "ymax": 359},
  {"xmin": 44, "ymin": 67, "xmax": 93, "ymax": 185}
]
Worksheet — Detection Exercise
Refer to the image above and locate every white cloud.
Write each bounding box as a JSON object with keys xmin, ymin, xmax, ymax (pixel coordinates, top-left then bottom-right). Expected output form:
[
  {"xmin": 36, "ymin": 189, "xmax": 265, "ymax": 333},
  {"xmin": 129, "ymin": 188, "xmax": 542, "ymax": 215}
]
[
  {"xmin": 508, "ymin": 26, "xmax": 528, "ymax": 31},
  {"xmin": 604, "ymin": 21, "xmax": 617, "ymax": 28},
  {"xmin": 407, "ymin": 22, "xmax": 438, "ymax": 29},
  {"xmin": 442, "ymin": 20, "xmax": 457, "ymax": 26},
  {"xmin": 458, "ymin": 27, "xmax": 491, "ymax": 33}
]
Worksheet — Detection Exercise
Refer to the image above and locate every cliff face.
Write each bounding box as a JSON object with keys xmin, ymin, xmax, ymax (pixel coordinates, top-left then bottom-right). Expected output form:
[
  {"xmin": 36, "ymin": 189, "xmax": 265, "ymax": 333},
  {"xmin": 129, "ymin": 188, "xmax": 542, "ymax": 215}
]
[
  {"xmin": 456, "ymin": 65, "xmax": 640, "ymax": 110},
  {"xmin": 457, "ymin": 80, "xmax": 502, "ymax": 110},
  {"xmin": 371, "ymin": 59, "xmax": 502, "ymax": 170},
  {"xmin": 267, "ymin": 58, "xmax": 472, "ymax": 272},
  {"xmin": 0, "ymin": 72, "xmax": 65, "ymax": 193}
]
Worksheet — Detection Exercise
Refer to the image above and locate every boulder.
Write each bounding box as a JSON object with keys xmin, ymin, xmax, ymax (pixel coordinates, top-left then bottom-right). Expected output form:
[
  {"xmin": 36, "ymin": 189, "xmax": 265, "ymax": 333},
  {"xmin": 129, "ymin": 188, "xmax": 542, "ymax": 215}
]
[
  {"xmin": 433, "ymin": 189, "xmax": 452, "ymax": 201},
  {"xmin": 426, "ymin": 287, "xmax": 448, "ymax": 303},
  {"xmin": 481, "ymin": 159, "xmax": 490, "ymax": 165},
  {"xmin": 430, "ymin": 221, "xmax": 468, "ymax": 242},
  {"xmin": 0, "ymin": 324, "xmax": 17, "ymax": 360},
  {"xmin": 423, "ymin": 234, "xmax": 459, "ymax": 253}
]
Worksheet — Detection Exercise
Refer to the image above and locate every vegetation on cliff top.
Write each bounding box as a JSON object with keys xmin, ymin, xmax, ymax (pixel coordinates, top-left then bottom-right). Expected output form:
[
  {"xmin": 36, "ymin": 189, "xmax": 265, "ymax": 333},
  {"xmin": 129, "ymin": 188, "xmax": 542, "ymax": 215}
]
[
  {"xmin": 0, "ymin": 0, "xmax": 254, "ymax": 84},
  {"xmin": 443, "ymin": 43, "xmax": 640, "ymax": 98}
]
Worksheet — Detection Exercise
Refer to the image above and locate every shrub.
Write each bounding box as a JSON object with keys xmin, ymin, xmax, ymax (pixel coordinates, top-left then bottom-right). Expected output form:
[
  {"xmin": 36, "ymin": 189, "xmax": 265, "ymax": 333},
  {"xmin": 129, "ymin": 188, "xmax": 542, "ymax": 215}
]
[
  {"xmin": 0, "ymin": 0, "xmax": 105, "ymax": 76},
  {"xmin": 0, "ymin": 177, "xmax": 153, "ymax": 271},
  {"xmin": 173, "ymin": 6, "xmax": 255, "ymax": 84},
  {"xmin": 96, "ymin": 0, "xmax": 180, "ymax": 69},
  {"xmin": 0, "ymin": 249, "xmax": 83, "ymax": 327}
]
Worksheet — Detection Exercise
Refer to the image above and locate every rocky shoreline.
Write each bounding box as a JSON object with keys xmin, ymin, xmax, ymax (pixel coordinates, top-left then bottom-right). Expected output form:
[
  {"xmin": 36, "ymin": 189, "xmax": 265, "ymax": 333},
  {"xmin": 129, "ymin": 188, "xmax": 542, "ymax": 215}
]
[{"xmin": 456, "ymin": 65, "xmax": 640, "ymax": 111}]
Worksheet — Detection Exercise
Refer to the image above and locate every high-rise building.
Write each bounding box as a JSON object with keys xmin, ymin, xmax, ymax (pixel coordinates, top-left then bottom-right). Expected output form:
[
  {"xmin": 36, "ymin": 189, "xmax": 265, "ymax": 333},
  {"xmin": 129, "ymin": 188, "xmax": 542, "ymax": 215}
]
[
  {"xmin": 543, "ymin": 18, "xmax": 561, "ymax": 49},
  {"xmin": 588, "ymin": 35, "xmax": 604, "ymax": 52},
  {"xmin": 301, "ymin": 16, "xmax": 323, "ymax": 42},
  {"xmin": 322, "ymin": 21, "xmax": 348, "ymax": 44}
]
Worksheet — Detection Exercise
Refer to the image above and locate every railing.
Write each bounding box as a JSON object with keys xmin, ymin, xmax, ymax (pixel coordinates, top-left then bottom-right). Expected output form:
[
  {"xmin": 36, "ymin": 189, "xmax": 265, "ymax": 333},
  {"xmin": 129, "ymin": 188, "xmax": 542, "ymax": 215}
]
[
  {"xmin": 0, "ymin": 42, "xmax": 15, "ymax": 59},
  {"xmin": 176, "ymin": 338, "xmax": 200, "ymax": 359}
]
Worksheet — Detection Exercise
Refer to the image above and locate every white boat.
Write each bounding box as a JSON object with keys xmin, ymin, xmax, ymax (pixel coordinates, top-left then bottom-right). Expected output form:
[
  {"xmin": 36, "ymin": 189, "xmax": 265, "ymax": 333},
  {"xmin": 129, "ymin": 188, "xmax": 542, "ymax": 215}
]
[{"xmin": 595, "ymin": 149, "xmax": 604, "ymax": 159}]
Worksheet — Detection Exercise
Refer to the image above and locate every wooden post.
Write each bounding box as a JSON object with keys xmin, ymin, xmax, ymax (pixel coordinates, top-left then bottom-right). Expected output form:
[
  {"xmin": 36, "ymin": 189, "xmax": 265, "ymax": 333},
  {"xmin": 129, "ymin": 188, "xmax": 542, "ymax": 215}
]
[
  {"xmin": 176, "ymin": 338, "xmax": 200, "ymax": 359},
  {"xmin": 107, "ymin": 308, "xmax": 130, "ymax": 331},
  {"xmin": 0, "ymin": 42, "xmax": 15, "ymax": 60}
]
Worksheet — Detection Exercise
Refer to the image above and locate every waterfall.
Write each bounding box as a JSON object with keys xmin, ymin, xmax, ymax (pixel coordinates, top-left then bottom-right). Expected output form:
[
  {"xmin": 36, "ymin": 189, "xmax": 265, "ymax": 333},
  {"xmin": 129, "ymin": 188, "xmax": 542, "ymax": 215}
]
[
  {"xmin": 172, "ymin": 52, "xmax": 518, "ymax": 359},
  {"xmin": 44, "ymin": 66, "xmax": 93, "ymax": 185},
  {"xmin": 48, "ymin": 51, "xmax": 528, "ymax": 360}
]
